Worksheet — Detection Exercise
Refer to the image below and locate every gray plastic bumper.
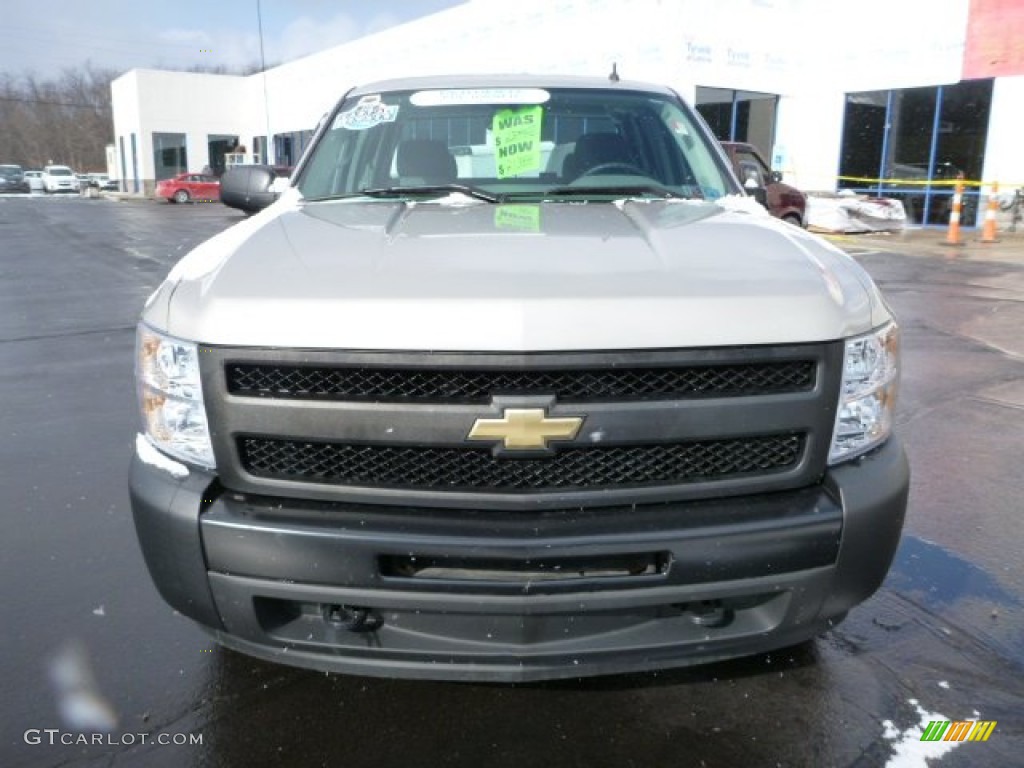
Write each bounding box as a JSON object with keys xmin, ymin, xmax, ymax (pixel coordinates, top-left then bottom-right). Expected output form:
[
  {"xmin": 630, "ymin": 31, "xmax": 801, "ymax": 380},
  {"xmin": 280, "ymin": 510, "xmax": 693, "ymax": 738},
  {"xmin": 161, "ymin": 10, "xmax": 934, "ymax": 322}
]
[{"xmin": 130, "ymin": 437, "xmax": 908, "ymax": 681}]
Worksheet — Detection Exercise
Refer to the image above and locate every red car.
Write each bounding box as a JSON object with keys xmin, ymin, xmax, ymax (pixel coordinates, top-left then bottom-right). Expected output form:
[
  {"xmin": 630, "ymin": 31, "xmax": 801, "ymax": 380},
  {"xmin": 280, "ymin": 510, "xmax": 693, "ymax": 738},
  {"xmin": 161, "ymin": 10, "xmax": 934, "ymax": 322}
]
[{"xmin": 155, "ymin": 173, "xmax": 220, "ymax": 203}]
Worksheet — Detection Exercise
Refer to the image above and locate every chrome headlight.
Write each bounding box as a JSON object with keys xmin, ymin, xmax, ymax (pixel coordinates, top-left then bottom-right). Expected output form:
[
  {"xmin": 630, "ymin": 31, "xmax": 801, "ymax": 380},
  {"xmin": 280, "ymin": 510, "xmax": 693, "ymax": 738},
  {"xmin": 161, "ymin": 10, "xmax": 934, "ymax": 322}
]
[
  {"xmin": 828, "ymin": 322, "xmax": 900, "ymax": 465},
  {"xmin": 136, "ymin": 325, "xmax": 215, "ymax": 469}
]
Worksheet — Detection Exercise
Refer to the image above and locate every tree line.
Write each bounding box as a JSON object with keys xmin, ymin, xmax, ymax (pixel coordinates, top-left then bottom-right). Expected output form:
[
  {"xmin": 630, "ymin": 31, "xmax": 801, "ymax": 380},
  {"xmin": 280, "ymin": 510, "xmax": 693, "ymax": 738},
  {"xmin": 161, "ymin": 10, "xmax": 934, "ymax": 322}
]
[{"xmin": 0, "ymin": 64, "xmax": 118, "ymax": 172}]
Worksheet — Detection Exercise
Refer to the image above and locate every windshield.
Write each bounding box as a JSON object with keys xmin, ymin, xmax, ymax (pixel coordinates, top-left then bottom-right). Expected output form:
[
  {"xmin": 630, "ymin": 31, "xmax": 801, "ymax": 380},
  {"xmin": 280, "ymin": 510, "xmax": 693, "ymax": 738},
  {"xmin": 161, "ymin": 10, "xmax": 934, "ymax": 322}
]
[
  {"xmin": 48, "ymin": 167, "xmax": 73, "ymax": 176},
  {"xmin": 297, "ymin": 86, "xmax": 737, "ymax": 203}
]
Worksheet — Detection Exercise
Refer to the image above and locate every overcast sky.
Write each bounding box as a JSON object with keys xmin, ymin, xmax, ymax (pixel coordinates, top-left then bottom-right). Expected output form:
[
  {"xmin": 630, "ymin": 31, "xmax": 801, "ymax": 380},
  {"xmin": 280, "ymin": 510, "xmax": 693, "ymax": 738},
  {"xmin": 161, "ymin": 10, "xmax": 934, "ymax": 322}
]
[{"xmin": 1, "ymin": 0, "xmax": 465, "ymax": 79}]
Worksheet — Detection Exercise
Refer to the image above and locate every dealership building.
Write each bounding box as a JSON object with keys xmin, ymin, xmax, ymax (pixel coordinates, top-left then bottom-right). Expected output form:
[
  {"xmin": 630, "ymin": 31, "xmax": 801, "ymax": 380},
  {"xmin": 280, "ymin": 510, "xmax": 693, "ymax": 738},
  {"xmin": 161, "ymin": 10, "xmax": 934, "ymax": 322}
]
[{"xmin": 110, "ymin": 0, "xmax": 1024, "ymax": 226}]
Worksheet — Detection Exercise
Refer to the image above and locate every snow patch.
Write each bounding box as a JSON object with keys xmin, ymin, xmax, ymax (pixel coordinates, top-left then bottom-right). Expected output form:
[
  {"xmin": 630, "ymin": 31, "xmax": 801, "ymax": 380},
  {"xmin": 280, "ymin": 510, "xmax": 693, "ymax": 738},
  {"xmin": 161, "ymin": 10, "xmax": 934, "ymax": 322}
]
[
  {"xmin": 422, "ymin": 191, "xmax": 488, "ymax": 206},
  {"xmin": 135, "ymin": 434, "xmax": 189, "ymax": 479},
  {"xmin": 612, "ymin": 197, "xmax": 707, "ymax": 209},
  {"xmin": 714, "ymin": 194, "xmax": 771, "ymax": 217},
  {"xmin": 881, "ymin": 698, "xmax": 964, "ymax": 767}
]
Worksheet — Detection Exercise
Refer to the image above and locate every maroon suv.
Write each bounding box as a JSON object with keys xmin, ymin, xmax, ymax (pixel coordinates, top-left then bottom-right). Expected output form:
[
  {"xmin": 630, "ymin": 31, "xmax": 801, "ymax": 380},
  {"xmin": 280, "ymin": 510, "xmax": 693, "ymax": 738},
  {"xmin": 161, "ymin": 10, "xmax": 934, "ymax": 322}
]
[{"xmin": 721, "ymin": 141, "xmax": 806, "ymax": 227}]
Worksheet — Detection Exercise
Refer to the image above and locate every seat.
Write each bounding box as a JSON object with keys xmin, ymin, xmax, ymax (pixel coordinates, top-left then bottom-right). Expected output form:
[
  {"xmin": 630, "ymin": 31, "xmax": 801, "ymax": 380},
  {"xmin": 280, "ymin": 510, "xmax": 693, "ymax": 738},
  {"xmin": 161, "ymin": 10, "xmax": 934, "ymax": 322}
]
[
  {"xmin": 563, "ymin": 132, "xmax": 638, "ymax": 180},
  {"xmin": 396, "ymin": 139, "xmax": 457, "ymax": 184}
]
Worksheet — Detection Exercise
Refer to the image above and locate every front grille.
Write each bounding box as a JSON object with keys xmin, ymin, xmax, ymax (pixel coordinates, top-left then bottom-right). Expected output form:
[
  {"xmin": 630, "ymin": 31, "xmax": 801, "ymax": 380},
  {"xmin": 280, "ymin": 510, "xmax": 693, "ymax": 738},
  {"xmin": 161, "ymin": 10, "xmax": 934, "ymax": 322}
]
[
  {"xmin": 204, "ymin": 344, "xmax": 841, "ymax": 508},
  {"xmin": 226, "ymin": 361, "xmax": 815, "ymax": 403},
  {"xmin": 238, "ymin": 434, "xmax": 804, "ymax": 492}
]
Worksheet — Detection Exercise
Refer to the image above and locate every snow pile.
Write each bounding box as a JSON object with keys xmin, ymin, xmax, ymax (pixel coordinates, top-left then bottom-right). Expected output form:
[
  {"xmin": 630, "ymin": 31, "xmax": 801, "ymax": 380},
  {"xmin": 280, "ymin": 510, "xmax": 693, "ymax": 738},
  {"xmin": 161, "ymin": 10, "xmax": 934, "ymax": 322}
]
[
  {"xmin": 713, "ymin": 193, "xmax": 772, "ymax": 217},
  {"xmin": 808, "ymin": 192, "xmax": 907, "ymax": 233},
  {"xmin": 881, "ymin": 699, "xmax": 968, "ymax": 767}
]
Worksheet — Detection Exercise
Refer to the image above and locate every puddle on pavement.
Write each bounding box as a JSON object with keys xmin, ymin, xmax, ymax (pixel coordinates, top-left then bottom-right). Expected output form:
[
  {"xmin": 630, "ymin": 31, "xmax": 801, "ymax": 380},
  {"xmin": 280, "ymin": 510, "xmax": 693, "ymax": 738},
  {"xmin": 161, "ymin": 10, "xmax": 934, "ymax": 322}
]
[
  {"xmin": 887, "ymin": 534, "xmax": 1018, "ymax": 608},
  {"xmin": 879, "ymin": 534, "xmax": 1024, "ymax": 674}
]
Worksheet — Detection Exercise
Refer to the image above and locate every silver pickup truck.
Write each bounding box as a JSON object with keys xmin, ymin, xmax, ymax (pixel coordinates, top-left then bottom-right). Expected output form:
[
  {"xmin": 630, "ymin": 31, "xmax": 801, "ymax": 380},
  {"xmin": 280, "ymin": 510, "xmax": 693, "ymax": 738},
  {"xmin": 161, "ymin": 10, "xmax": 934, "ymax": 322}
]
[{"xmin": 131, "ymin": 74, "xmax": 908, "ymax": 682}]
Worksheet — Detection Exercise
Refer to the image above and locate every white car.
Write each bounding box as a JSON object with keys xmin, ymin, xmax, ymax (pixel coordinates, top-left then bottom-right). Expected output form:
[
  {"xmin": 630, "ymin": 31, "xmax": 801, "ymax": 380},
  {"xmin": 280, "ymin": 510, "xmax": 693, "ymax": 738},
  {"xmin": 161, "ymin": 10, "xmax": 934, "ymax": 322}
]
[
  {"xmin": 41, "ymin": 165, "xmax": 80, "ymax": 193},
  {"xmin": 87, "ymin": 173, "xmax": 119, "ymax": 191},
  {"xmin": 23, "ymin": 170, "xmax": 45, "ymax": 193}
]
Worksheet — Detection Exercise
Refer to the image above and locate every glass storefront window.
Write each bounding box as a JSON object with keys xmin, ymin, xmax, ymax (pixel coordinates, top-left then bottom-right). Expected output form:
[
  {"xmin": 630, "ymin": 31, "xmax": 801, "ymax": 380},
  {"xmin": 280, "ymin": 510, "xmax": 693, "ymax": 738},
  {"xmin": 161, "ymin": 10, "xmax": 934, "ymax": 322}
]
[
  {"xmin": 839, "ymin": 80, "xmax": 993, "ymax": 227},
  {"xmin": 886, "ymin": 87, "xmax": 939, "ymax": 226},
  {"xmin": 695, "ymin": 87, "xmax": 778, "ymax": 157},
  {"xmin": 152, "ymin": 133, "xmax": 186, "ymax": 181},
  {"xmin": 207, "ymin": 134, "xmax": 240, "ymax": 176},
  {"xmin": 932, "ymin": 79, "xmax": 993, "ymax": 226},
  {"xmin": 273, "ymin": 130, "xmax": 316, "ymax": 167}
]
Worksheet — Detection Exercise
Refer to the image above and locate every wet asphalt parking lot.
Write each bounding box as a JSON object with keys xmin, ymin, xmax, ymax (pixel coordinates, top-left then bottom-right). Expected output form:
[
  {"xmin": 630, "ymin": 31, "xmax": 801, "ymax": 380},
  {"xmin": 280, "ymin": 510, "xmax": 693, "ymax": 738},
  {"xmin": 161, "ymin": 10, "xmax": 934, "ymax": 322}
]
[{"xmin": 1, "ymin": 193, "xmax": 1022, "ymax": 767}]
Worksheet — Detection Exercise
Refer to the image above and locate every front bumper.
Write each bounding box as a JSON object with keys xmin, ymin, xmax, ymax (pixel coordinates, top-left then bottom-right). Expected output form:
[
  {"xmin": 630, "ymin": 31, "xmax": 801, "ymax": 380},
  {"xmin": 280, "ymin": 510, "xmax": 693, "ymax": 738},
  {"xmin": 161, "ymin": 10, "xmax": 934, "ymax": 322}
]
[{"xmin": 130, "ymin": 437, "xmax": 908, "ymax": 682}]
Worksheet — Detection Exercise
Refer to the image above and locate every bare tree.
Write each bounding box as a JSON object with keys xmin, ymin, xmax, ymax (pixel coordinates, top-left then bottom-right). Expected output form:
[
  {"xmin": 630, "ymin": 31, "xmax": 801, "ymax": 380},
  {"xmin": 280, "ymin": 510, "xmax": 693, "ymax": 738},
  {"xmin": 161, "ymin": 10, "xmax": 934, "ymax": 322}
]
[{"xmin": 0, "ymin": 63, "xmax": 119, "ymax": 170}]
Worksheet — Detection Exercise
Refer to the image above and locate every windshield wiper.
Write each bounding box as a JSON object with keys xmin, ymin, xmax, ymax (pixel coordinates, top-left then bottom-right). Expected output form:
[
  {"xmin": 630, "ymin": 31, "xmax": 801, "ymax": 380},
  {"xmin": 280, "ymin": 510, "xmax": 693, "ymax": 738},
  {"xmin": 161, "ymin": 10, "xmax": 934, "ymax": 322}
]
[
  {"xmin": 542, "ymin": 183, "xmax": 694, "ymax": 200},
  {"xmin": 359, "ymin": 184, "xmax": 503, "ymax": 203}
]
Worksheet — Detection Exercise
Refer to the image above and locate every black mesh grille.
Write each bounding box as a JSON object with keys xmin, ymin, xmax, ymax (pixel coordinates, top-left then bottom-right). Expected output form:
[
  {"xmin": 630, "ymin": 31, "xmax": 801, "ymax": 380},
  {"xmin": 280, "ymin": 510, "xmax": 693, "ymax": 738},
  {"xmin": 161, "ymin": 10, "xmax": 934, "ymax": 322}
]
[
  {"xmin": 226, "ymin": 361, "xmax": 815, "ymax": 402},
  {"xmin": 238, "ymin": 434, "xmax": 804, "ymax": 491}
]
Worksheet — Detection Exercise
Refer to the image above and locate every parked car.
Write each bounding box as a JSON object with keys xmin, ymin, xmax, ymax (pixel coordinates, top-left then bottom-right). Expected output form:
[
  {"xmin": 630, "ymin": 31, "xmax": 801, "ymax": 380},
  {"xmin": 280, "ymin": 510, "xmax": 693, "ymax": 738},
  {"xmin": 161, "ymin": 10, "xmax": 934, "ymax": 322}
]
[
  {"xmin": 155, "ymin": 172, "xmax": 220, "ymax": 203},
  {"xmin": 133, "ymin": 73, "xmax": 908, "ymax": 682},
  {"xmin": 41, "ymin": 165, "xmax": 80, "ymax": 193},
  {"xmin": 85, "ymin": 172, "xmax": 119, "ymax": 191},
  {"xmin": 23, "ymin": 170, "xmax": 45, "ymax": 193},
  {"xmin": 0, "ymin": 164, "xmax": 31, "ymax": 194},
  {"xmin": 720, "ymin": 141, "xmax": 807, "ymax": 227}
]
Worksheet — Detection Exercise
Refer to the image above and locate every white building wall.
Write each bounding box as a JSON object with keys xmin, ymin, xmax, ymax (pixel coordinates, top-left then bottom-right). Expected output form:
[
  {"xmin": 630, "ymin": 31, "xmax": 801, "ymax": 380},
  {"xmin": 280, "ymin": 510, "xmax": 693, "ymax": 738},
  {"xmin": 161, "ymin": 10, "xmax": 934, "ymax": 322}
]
[
  {"xmin": 111, "ymin": 0, "xmax": 987, "ymax": 196},
  {"xmin": 246, "ymin": 0, "xmax": 813, "ymax": 165},
  {"xmin": 982, "ymin": 76, "xmax": 1024, "ymax": 194},
  {"xmin": 110, "ymin": 71, "xmax": 142, "ymax": 190},
  {"xmin": 797, "ymin": 0, "xmax": 970, "ymax": 92},
  {"xmin": 774, "ymin": 90, "xmax": 848, "ymax": 192},
  {"xmin": 113, "ymin": 70, "xmax": 250, "ymax": 187}
]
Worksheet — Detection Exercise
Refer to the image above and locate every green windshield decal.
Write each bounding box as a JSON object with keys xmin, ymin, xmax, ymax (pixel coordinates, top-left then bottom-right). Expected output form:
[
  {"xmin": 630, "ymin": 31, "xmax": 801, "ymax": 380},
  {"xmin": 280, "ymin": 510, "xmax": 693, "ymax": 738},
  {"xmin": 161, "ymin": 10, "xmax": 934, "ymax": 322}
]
[
  {"xmin": 493, "ymin": 106, "xmax": 542, "ymax": 179},
  {"xmin": 494, "ymin": 205, "xmax": 541, "ymax": 232}
]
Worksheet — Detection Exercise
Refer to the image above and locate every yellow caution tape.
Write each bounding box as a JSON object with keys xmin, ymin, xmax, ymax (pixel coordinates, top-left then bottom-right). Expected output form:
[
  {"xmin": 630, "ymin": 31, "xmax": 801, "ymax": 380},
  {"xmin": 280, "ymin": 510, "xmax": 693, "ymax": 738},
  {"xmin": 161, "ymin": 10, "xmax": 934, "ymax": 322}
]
[{"xmin": 836, "ymin": 175, "xmax": 1022, "ymax": 189}]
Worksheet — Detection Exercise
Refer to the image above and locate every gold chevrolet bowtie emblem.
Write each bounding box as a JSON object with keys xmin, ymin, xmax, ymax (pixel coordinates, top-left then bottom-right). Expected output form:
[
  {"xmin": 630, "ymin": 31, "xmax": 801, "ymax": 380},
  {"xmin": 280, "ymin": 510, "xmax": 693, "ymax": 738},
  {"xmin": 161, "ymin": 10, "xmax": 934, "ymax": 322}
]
[{"xmin": 467, "ymin": 408, "xmax": 583, "ymax": 450}]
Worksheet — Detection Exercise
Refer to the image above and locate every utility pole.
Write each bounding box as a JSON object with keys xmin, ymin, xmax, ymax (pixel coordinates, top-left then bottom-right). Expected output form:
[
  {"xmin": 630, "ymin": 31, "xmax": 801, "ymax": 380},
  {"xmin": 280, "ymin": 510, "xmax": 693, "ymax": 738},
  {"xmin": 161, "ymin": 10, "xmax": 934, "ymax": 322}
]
[{"xmin": 257, "ymin": 0, "xmax": 273, "ymax": 166}]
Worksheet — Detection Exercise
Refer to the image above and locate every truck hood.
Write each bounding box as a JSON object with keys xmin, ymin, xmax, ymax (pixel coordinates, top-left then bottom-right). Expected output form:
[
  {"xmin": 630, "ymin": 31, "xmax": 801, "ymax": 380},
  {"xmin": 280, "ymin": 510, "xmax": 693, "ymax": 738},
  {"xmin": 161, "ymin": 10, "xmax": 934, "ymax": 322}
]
[{"xmin": 147, "ymin": 196, "xmax": 890, "ymax": 350}]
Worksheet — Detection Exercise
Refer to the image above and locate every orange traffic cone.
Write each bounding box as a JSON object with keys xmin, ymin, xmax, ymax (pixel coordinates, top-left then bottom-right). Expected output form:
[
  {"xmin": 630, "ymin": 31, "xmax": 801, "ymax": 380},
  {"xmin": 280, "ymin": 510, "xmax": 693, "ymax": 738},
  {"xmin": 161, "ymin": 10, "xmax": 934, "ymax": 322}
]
[
  {"xmin": 943, "ymin": 178, "xmax": 965, "ymax": 246},
  {"xmin": 981, "ymin": 182, "xmax": 1000, "ymax": 243}
]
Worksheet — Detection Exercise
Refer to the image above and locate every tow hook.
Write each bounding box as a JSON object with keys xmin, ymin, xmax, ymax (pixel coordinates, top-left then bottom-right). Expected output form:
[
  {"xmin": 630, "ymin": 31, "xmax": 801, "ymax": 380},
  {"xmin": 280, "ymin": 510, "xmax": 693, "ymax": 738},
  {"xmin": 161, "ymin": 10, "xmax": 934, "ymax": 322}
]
[
  {"xmin": 321, "ymin": 604, "xmax": 381, "ymax": 632},
  {"xmin": 685, "ymin": 600, "xmax": 734, "ymax": 628}
]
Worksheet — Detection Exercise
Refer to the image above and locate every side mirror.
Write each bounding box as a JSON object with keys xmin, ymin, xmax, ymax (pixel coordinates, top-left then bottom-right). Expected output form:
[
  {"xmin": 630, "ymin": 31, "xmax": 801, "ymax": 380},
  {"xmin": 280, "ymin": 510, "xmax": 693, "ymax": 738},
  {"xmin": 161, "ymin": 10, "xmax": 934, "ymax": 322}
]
[
  {"xmin": 220, "ymin": 165, "xmax": 278, "ymax": 214},
  {"xmin": 743, "ymin": 177, "xmax": 768, "ymax": 207},
  {"xmin": 769, "ymin": 170, "xmax": 783, "ymax": 184}
]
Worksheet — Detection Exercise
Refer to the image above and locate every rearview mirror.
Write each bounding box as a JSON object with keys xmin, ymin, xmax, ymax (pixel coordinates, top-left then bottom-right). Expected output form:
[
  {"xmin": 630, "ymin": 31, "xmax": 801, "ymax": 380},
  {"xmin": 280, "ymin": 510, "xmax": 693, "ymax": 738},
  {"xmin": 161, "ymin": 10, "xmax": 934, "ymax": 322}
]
[{"xmin": 220, "ymin": 165, "xmax": 278, "ymax": 214}]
